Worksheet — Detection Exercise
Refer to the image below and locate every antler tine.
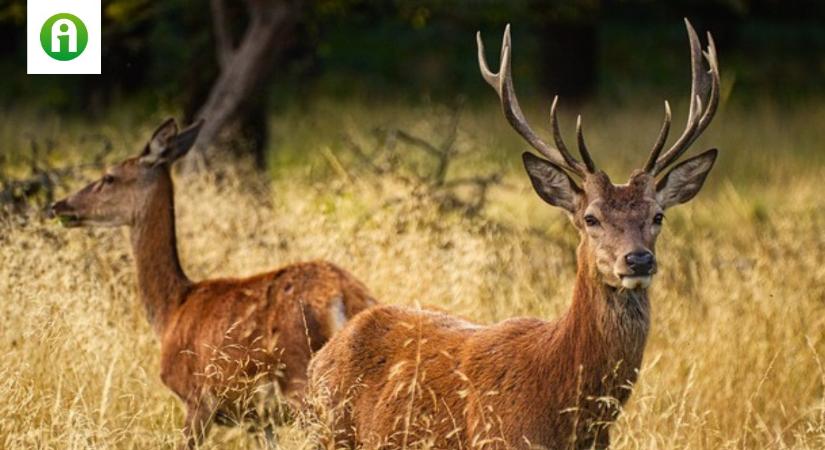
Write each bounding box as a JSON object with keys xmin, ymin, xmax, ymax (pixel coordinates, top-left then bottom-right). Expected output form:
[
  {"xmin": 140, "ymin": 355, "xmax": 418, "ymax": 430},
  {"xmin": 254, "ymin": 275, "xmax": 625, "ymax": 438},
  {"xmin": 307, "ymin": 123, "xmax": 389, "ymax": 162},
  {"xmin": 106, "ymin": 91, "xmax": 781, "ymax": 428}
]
[
  {"xmin": 643, "ymin": 101, "xmax": 672, "ymax": 172},
  {"xmin": 477, "ymin": 27, "xmax": 502, "ymax": 94},
  {"xmin": 575, "ymin": 115, "xmax": 596, "ymax": 172},
  {"xmin": 550, "ymin": 96, "xmax": 588, "ymax": 171},
  {"xmin": 695, "ymin": 32, "xmax": 720, "ymax": 132},
  {"xmin": 477, "ymin": 25, "xmax": 586, "ymax": 177},
  {"xmin": 650, "ymin": 19, "xmax": 721, "ymax": 175}
]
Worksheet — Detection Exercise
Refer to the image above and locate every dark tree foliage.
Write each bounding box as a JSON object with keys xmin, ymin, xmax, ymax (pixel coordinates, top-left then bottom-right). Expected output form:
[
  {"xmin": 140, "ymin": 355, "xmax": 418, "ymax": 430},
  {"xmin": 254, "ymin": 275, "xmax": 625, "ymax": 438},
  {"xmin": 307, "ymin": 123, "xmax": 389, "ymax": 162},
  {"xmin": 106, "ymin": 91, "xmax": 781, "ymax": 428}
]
[{"xmin": 2, "ymin": 0, "xmax": 825, "ymax": 167}]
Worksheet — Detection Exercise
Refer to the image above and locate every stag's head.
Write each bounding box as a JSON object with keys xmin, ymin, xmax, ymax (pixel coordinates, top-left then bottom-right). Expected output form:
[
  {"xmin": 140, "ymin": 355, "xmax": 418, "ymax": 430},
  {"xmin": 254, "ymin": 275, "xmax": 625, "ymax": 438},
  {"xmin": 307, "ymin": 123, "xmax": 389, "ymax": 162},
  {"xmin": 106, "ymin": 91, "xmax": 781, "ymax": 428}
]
[
  {"xmin": 51, "ymin": 119, "xmax": 203, "ymax": 228},
  {"xmin": 478, "ymin": 20, "xmax": 720, "ymax": 290}
]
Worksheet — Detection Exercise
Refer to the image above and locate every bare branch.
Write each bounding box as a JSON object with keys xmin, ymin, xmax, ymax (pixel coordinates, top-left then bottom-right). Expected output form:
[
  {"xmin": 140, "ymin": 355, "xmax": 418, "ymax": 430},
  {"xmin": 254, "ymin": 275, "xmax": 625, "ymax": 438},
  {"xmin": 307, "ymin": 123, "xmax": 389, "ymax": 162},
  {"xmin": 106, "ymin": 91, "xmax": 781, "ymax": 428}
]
[{"xmin": 393, "ymin": 130, "xmax": 442, "ymax": 157}]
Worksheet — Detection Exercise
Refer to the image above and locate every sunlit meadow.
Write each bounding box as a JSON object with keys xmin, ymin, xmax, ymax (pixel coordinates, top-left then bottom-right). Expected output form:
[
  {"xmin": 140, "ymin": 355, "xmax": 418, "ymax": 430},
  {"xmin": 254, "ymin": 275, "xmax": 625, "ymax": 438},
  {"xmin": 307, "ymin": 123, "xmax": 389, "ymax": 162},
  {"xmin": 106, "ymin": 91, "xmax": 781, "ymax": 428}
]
[{"xmin": 1, "ymin": 97, "xmax": 824, "ymax": 448}]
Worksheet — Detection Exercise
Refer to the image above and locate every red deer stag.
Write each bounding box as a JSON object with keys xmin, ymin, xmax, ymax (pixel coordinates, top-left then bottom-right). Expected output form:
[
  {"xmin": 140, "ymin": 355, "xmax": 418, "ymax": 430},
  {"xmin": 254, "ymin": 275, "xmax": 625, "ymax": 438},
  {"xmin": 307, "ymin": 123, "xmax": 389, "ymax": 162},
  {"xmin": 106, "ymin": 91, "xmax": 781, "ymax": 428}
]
[
  {"xmin": 307, "ymin": 19, "xmax": 720, "ymax": 449},
  {"xmin": 50, "ymin": 119, "xmax": 376, "ymax": 448}
]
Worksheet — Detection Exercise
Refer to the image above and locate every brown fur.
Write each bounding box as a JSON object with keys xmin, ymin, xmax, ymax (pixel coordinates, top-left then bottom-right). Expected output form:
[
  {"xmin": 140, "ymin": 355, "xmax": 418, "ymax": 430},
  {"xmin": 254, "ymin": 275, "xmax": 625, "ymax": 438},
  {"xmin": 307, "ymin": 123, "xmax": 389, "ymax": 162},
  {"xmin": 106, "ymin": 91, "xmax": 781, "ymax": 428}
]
[
  {"xmin": 308, "ymin": 162, "xmax": 715, "ymax": 449},
  {"xmin": 309, "ymin": 22, "xmax": 725, "ymax": 448},
  {"xmin": 51, "ymin": 120, "xmax": 377, "ymax": 448}
]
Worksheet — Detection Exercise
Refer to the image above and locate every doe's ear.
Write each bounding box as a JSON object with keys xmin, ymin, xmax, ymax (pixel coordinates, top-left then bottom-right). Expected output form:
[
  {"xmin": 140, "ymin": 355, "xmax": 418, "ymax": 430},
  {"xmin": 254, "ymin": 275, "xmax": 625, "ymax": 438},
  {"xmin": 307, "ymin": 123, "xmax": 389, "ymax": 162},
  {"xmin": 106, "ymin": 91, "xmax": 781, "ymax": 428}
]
[
  {"xmin": 140, "ymin": 118, "xmax": 204, "ymax": 166},
  {"xmin": 147, "ymin": 118, "xmax": 178, "ymax": 154},
  {"xmin": 522, "ymin": 152, "xmax": 582, "ymax": 213},
  {"xmin": 656, "ymin": 148, "xmax": 717, "ymax": 209},
  {"xmin": 167, "ymin": 120, "xmax": 204, "ymax": 162}
]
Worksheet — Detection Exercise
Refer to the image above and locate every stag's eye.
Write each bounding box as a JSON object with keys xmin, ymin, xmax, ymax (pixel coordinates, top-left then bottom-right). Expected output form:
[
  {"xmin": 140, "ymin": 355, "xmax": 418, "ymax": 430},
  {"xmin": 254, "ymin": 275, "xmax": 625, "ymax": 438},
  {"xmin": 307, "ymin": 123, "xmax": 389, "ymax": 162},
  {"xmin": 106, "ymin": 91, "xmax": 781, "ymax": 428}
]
[
  {"xmin": 102, "ymin": 174, "xmax": 115, "ymax": 185},
  {"xmin": 584, "ymin": 215, "xmax": 600, "ymax": 227},
  {"xmin": 653, "ymin": 213, "xmax": 665, "ymax": 225}
]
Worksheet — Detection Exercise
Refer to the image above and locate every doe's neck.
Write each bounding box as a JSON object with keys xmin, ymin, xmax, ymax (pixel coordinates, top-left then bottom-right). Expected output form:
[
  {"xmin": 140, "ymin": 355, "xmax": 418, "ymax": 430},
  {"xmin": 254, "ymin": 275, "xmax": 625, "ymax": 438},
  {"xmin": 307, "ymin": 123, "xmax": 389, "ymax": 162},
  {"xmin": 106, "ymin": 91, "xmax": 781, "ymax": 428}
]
[{"xmin": 128, "ymin": 170, "xmax": 190, "ymax": 335}]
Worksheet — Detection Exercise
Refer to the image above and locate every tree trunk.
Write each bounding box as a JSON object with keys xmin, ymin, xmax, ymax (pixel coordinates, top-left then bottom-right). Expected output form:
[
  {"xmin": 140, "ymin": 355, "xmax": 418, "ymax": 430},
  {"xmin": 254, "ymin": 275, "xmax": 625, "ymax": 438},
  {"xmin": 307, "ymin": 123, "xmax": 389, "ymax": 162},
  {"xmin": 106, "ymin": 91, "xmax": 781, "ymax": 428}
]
[{"xmin": 183, "ymin": 0, "xmax": 293, "ymax": 171}]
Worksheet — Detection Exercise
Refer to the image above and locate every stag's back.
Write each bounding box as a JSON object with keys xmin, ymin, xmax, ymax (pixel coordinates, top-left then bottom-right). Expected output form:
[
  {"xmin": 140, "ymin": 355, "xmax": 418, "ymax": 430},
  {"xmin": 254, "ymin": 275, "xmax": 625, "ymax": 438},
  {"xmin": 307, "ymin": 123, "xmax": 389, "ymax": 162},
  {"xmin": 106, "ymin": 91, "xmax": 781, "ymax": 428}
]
[{"xmin": 308, "ymin": 305, "xmax": 579, "ymax": 449}]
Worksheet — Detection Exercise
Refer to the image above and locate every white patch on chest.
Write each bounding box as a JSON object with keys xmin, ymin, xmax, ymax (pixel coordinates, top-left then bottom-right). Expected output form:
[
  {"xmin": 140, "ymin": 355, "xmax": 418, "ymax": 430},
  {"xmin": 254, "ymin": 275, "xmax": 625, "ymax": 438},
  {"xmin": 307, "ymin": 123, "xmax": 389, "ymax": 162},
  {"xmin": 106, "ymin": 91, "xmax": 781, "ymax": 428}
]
[{"xmin": 327, "ymin": 295, "xmax": 348, "ymax": 334}]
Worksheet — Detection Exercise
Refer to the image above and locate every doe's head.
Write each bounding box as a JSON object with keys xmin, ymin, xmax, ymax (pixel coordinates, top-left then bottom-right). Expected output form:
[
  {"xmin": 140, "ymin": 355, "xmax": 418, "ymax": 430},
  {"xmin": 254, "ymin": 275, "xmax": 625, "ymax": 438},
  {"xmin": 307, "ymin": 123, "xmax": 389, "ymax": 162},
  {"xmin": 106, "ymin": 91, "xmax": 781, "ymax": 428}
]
[
  {"xmin": 50, "ymin": 118, "xmax": 203, "ymax": 228},
  {"xmin": 479, "ymin": 20, "xmax": 720, "ymax": 290}
]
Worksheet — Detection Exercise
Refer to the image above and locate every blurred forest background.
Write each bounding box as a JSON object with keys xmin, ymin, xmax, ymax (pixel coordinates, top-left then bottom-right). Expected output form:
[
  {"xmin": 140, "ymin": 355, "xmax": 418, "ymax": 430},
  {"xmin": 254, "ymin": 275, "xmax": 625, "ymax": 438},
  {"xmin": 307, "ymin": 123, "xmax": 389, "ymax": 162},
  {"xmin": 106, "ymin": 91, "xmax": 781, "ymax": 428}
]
[
  {"xmin": 2, "ymin": 0, "xmax": 825, "ymax": 168},
  {"xmin": 3, "ymin": 2, "xmax": 825, "ymax": 448}
]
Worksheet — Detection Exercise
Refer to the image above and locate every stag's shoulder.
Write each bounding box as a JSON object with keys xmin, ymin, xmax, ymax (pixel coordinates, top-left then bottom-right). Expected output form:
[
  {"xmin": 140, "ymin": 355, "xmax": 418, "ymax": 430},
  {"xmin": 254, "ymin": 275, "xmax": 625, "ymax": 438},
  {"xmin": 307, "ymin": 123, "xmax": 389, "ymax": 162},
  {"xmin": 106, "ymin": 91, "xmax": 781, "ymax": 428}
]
[
  {"xmin": 459, "ymin": 316, "xmax": 551, "ymax": 363},
  {"xmin": 310, "ymin": 305, "xmax": 478, "ymax": 374},
  {"xmin": 347, "ymin": 304, "xmax": 483, "ymax": 337}
]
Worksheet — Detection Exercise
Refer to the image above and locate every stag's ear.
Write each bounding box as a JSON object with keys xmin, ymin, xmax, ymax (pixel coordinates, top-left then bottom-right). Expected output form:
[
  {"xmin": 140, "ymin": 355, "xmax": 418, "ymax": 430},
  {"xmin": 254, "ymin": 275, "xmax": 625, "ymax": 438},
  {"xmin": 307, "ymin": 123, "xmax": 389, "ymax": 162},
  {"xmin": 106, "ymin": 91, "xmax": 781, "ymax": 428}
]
[
  {"xmin": 140, "ymin": 119, "xmax": 204, "ymax": 166},
  {"xmin": 522, "ymin": 152, "xmax": 582, "ymax": 213},
  {"xmin": 656, "ymin": 148, "xmax": 717, "ymax": 209}
]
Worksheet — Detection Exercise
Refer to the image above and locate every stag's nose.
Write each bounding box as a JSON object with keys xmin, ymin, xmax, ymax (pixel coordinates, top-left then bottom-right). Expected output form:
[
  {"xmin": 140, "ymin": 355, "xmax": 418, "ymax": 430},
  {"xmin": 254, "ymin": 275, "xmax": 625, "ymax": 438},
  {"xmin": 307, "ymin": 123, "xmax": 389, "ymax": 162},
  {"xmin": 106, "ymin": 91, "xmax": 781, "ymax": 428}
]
[{"xmin": 625, "ymin": 251, "xmax": 655, "ymax": 275}]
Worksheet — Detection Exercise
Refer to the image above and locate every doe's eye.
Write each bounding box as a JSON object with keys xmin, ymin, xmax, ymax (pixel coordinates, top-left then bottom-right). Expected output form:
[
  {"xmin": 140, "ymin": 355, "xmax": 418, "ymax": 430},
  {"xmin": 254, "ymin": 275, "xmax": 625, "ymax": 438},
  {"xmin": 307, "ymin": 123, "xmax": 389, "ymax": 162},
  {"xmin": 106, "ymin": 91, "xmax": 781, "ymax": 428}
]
[
  {"xmin": 102, "ymin": 174, "xmax": 115, "ymax": 184},
  {"xmin": 653, "ymin": 213, "xmax": 665, "ymax": 225},
  {"xmin": 584, "ymin": 215, "xmax": 600, "ymax": 227}
]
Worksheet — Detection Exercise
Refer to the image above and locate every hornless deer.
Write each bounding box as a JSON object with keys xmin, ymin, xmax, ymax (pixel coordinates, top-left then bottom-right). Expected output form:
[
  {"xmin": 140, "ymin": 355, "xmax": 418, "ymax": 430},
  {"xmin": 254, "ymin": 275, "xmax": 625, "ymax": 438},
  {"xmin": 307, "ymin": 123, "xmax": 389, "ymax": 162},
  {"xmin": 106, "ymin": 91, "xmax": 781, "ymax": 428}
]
[
  {"xmin": 50, "ymin": 119, "xmax": 376, "ymax": 448},
  {"xmin": 307, "ymin": 20, "xmax": 720, "ymax": 449}
]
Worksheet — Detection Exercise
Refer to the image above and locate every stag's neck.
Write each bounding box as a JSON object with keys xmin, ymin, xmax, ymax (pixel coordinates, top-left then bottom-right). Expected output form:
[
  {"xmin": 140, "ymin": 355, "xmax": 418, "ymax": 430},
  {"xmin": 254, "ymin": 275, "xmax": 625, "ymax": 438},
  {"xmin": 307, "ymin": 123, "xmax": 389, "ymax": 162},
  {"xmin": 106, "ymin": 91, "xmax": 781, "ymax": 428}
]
[
  {"xmin": 129, "ymin": 172, "xmax": 190, "ymax": 335},
  {"xmin": 544, "ymin": 243, "xmax": 651, "ymax": 394}
]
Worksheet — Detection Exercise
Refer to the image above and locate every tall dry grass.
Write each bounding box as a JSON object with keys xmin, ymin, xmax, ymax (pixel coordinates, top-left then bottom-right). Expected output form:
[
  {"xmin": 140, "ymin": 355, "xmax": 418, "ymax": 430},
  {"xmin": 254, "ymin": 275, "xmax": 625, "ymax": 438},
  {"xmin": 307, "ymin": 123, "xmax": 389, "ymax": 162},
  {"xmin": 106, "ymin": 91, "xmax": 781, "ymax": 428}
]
[{"xmin": 1, "ymin": 99, "xmax": 824, "ymax": 449}]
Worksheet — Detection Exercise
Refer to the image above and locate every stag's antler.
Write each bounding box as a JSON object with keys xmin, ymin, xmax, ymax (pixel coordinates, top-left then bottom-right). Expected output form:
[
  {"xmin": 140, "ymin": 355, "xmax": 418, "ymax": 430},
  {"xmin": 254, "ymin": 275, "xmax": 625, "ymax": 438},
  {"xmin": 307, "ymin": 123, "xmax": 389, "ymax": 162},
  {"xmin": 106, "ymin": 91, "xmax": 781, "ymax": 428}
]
[
  {"xmin": 477, "ymin": 25, "xmax": 593, "ymax": 177},
  {"xmin": 644, "ymin": 19, "xmax": 720, "ymax": 175},
  {"xmin": 479, "ymin": 20, "xmax": 719, "ymax": 179}
]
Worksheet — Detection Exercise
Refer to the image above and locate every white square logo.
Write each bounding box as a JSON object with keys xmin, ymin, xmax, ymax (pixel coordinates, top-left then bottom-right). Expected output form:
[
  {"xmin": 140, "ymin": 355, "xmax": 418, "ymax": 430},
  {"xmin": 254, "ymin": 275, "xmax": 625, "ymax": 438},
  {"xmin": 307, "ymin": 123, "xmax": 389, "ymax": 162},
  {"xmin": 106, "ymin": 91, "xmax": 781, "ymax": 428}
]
[{"xmin": 27, "ymin": 0, "xmax": 101, "ymax": 74}]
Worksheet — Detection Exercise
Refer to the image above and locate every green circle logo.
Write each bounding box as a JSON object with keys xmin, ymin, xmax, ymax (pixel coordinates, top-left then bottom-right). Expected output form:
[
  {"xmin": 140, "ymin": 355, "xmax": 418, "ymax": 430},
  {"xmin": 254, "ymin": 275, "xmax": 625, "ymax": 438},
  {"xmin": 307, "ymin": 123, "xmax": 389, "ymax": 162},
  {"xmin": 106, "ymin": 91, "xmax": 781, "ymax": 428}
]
[{"xmin": 40, "ymin": 13, "xmax": 88, "ymax": 61}]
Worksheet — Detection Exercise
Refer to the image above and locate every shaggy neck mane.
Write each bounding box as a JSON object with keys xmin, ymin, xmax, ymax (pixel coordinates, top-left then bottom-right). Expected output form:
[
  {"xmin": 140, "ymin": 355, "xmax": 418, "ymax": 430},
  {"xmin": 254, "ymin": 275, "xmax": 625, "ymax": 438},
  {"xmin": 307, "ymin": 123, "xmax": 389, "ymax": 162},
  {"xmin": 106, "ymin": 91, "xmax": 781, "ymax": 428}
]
[
  {"xmin": 129, "ymin": 170, "xmax": 191, "ymax": 335},
  {"xmin": 529, "ymin": 240, "xmax": 650, "ymax": 414}
]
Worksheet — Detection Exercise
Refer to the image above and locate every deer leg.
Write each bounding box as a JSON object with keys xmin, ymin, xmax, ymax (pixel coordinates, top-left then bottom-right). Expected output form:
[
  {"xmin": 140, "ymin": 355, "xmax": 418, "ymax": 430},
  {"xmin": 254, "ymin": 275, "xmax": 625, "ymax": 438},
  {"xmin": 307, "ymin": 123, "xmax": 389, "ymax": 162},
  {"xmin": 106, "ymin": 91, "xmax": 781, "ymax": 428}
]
[{"xmin": 180, "ymin": 402, "xmax": 215, "ymax": 450}]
